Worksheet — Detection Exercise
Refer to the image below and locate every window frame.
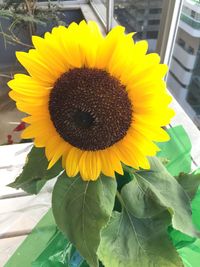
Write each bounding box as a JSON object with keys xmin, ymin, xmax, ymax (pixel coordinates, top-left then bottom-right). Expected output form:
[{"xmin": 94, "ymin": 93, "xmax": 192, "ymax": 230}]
[{"xmin": 156, "ymin": 0, "xmax": 184, "ymax": 67}]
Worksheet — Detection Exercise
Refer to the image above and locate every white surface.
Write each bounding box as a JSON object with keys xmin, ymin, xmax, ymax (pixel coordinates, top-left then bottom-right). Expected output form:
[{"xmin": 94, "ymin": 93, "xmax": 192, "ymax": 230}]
[
  {"xmin": 0, "ymin": 236, "xmax": 27, "ymax": 265},
  {"xmin": 0, "ymin": 143, "xmax": 55, "ymax": 267}
]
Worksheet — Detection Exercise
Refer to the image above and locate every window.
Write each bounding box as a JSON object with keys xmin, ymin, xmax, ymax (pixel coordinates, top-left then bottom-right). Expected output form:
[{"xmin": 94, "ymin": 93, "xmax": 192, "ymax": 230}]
[
  {"xmin": 148, "ymin": 19, "xmax": 160, "ymax": 25},
  {"xmin": 167, "ymin": 2, "xmax": 200, "ymax": 130},
  {"xmin": 177, "ymin": 38, "xmax": 185, "ymax": 48},
  {"xmin": 187, "ymin": 79, "xmax": 200, "ymax": 115},
  {"xmin": 146, "ymin": 31, "xmax": 158, "ymax": 39},
  {"xmin": 191, "ymin": 10, "xmax": 196, "ymax": 19},
  {"xmin": 138, "ymin": 20, "xmax": 144, "ymax": 26},
  {"xmin": 149, "ymin": 8, "xmax": 162, "ymax": 14},
  {"xmin": 137, "ymin": 9, "xmax": 145, "ymax": 15},
  {"xmin": 187, "ymin": 46, "xmax": 194, "ymax": 55}
]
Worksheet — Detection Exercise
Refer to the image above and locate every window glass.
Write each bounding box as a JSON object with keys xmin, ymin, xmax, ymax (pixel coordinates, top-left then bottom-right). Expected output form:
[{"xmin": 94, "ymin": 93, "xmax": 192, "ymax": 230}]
[
  {"xmin": 167, "ymin": 0, "xmax": 200, "ymax": 129},
  {"xmin": 114, "ymin": 0, "xmax": 164, "ymax": 52},
  {"xmin": 148, "ymin": 19, "xmax": 160, "ymax": 25},
  {"xmin": 149, "ymin": 8, "xmax": 162, "ymax": 14},
  {"xmin": 178, "ymin": 38, "xmax": 186, "ymax": 48},
  {"xmin": 191, "ymin": 10, "xmax": 196, "ymax": 18}
]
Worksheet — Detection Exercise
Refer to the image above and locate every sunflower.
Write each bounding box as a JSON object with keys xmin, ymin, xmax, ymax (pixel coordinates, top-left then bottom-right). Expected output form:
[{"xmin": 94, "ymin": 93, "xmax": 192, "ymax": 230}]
[{"xmin": 8, "ymin": 20, "xmax": 174, "ymax": 181}]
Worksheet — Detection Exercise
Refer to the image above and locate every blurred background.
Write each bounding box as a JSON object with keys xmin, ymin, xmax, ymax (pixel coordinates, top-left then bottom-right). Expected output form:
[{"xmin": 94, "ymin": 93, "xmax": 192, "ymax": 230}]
[{"xmin": 0, "ymin": 0, "xmax": 199, "ymax": 144}]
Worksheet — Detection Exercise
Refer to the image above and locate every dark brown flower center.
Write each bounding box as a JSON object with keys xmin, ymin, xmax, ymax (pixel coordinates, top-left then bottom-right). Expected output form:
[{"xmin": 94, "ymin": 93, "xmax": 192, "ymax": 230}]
[{"xmin": 49, "ymin": 68, "xmax": 132, "ymax": 151}]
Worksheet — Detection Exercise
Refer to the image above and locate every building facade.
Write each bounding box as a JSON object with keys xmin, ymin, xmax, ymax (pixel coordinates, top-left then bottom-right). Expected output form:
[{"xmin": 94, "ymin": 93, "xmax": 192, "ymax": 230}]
[
  {"xmin": 114, "ymin": 0, "xmax": 163, "ymax": 52},
  {"xmin": 168, "ymin": 0, "xmax": 200, "ymax": 127}
]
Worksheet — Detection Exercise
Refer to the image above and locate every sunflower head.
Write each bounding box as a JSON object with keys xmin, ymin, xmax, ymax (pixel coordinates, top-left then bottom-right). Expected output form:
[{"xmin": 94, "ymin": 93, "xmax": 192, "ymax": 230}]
[{"xmin": 8, "ymin": 20, "xmax": 174, "ymax": 181}]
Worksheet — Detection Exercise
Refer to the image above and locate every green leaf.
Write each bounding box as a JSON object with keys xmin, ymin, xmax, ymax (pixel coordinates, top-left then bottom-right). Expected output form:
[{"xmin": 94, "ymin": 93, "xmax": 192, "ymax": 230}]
[
  {"xmin": 98, "ymin": 182, "xmax": 183, "ymax": 267},
  {"xmin": 121, "ymin": 175, "xmax": 165, "ymax": 218},
  {"xmin": 52, "ymin": 173, "xmax": 117, "ymax": 267},
  {"xmin": 8, "ymin": 146, "xmax": 63, "ymax": 194},
  {"xmin": 176, "ymin": 172, "xmax": 200, "ymax": 199},
  {"xmin": 18, "ymin": 179, "xmax": 47, "ymax": 195},
  {"xmin": 134, "ymin": 157, "xmax": 200, "ymax": 238}
]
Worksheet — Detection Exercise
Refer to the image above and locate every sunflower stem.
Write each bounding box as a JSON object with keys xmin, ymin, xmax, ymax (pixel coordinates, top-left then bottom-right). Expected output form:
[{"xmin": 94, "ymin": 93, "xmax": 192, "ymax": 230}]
[{"xmin": 116, "ymin": 191, "xmax": 125, "ymax": 209}]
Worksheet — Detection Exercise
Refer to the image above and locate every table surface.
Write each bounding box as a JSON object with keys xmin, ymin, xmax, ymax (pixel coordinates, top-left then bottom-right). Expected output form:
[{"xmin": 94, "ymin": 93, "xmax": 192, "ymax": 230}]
[{"xmin": 0, "ymin": 143, "xmax": 56, "ymax": 266}]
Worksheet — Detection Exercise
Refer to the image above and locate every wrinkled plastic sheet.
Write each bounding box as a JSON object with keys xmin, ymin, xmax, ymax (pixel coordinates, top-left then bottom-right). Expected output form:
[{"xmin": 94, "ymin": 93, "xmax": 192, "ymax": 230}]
[
  {"xmin": 4, "ymin": 210, "xmax": 88, "ymax": 267},
  {"xmin": 4, "ymin": 126, "xmax": 200, "ymax": 267}
]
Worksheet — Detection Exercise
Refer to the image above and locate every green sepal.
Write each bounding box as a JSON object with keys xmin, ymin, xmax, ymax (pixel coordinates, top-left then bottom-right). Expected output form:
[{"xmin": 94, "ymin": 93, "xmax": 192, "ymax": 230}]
[
  {"xmin": 52, "ymin": 172, "xmax": 117, "ymax": 267},
  {"xmin": 8, "ymin": 146, "xmax": 63, "ymax": 194}
]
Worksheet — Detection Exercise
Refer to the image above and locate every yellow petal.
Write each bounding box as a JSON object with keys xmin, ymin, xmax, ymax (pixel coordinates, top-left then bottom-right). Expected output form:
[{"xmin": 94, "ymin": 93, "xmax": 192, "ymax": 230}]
[
  {"xmin": 127, "ymin": 130, "xmax": 160, "ymax": 155},
  {"xmin": 79, "ymin": 151, "xmax": 101, "ymax": 181},
  {"xmin": 117, "ymin": 136, "xmax": 151, "ymax": 169},
  {"xmin": 99, "ymin": 150, "xmax": 116, "ymax": 177},
  {"xmin": 78, "ymin": 20, "xmax": 103, "ymax": 68},
  {"xmin": 133, "ymin": 123, "xmax": 170, "ymax": 142},
  {"xmin": 16, "ymin": 102, "xmax": 48, "ymax": 115},
  {"xmin": 105, "ymin": 147, "xmax": 124, "ymax": 175},
  {"xmin": 133, "ymin": 108, "xmax": 175, "ymax": 126},
  {"xmin": 16, "ymin": 51, "xmax": 56, "ymax": 85},
  {"xmin": 129, "ymin": 64, "xmax": 168, "ymax": 87},
  {"xmin": 116, "ymin": 141, "xmax": 140, "ymax": 169},
  {"xmin": 32, "ymin": 35, "xmax": 69, "ymax": 73},
  {"xmin": 107, "ymin": 33, "xmax": 135, "ymax": 78},
  {"xmin": 119, "ymin": 40, "xmax": 149, "ymax": 85},
  {"xmin": 21, "ymin": 125, "xmax": 39, "ymax": 139},
  {"xmin": 122, "ymin": 53, "xmax": 160, "ymax": 85},
  {"xmin": 9, "ymin": 91, "xmax": 49, "ymax": 105},
  {"xmin": 22, "ymin": 114, "xmax": 49, "ymax": 123},
  {"xmin": 62, "ymin": 152, "xmax": 68, "ymax": 169},
  {"xmin": 66, "ymin": 147, "xmax": 83, "ymax": 177},
  {"xmin": 48, "ymin": 141, "xmax": 71, "ymax": 169},
  {"xmin": 79, "ymin": 152, "xmax": 88, "ymax": 180},
  {"xmin": 59, "ymin": 22, "xmax": 84, "ymax": 68},
  {"xmin": 8, "ymin": 75, "xmax": 51, "ymax": 96},
  {"xmin": 95, "ymin": 25, "xmax": 125, "ymax": 69},
  {"xmin": 34, "ymin": 135, "xmax": 49, "ymax": 147},
  {"xmin": 45, "ymin": 136, "xmax": 63, "ymax": 160}
]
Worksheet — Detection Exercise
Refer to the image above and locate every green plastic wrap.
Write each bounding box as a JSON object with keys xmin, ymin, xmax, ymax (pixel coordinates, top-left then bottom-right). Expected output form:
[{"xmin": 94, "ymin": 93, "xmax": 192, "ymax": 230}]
[
  {"xmin": 4, "ymin": 125, "xmax": 200, "ymax": 267},
  {"xmin": 158, "ymin": 126, "xmax": 200, "ymax": 267},
  {"xmin": 4, "ymin": 210, "xmax": 89, "ymax": 267},
  {"xmin": 157, "ymin": 125, "xmax": 192, "ymax": 176}
]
